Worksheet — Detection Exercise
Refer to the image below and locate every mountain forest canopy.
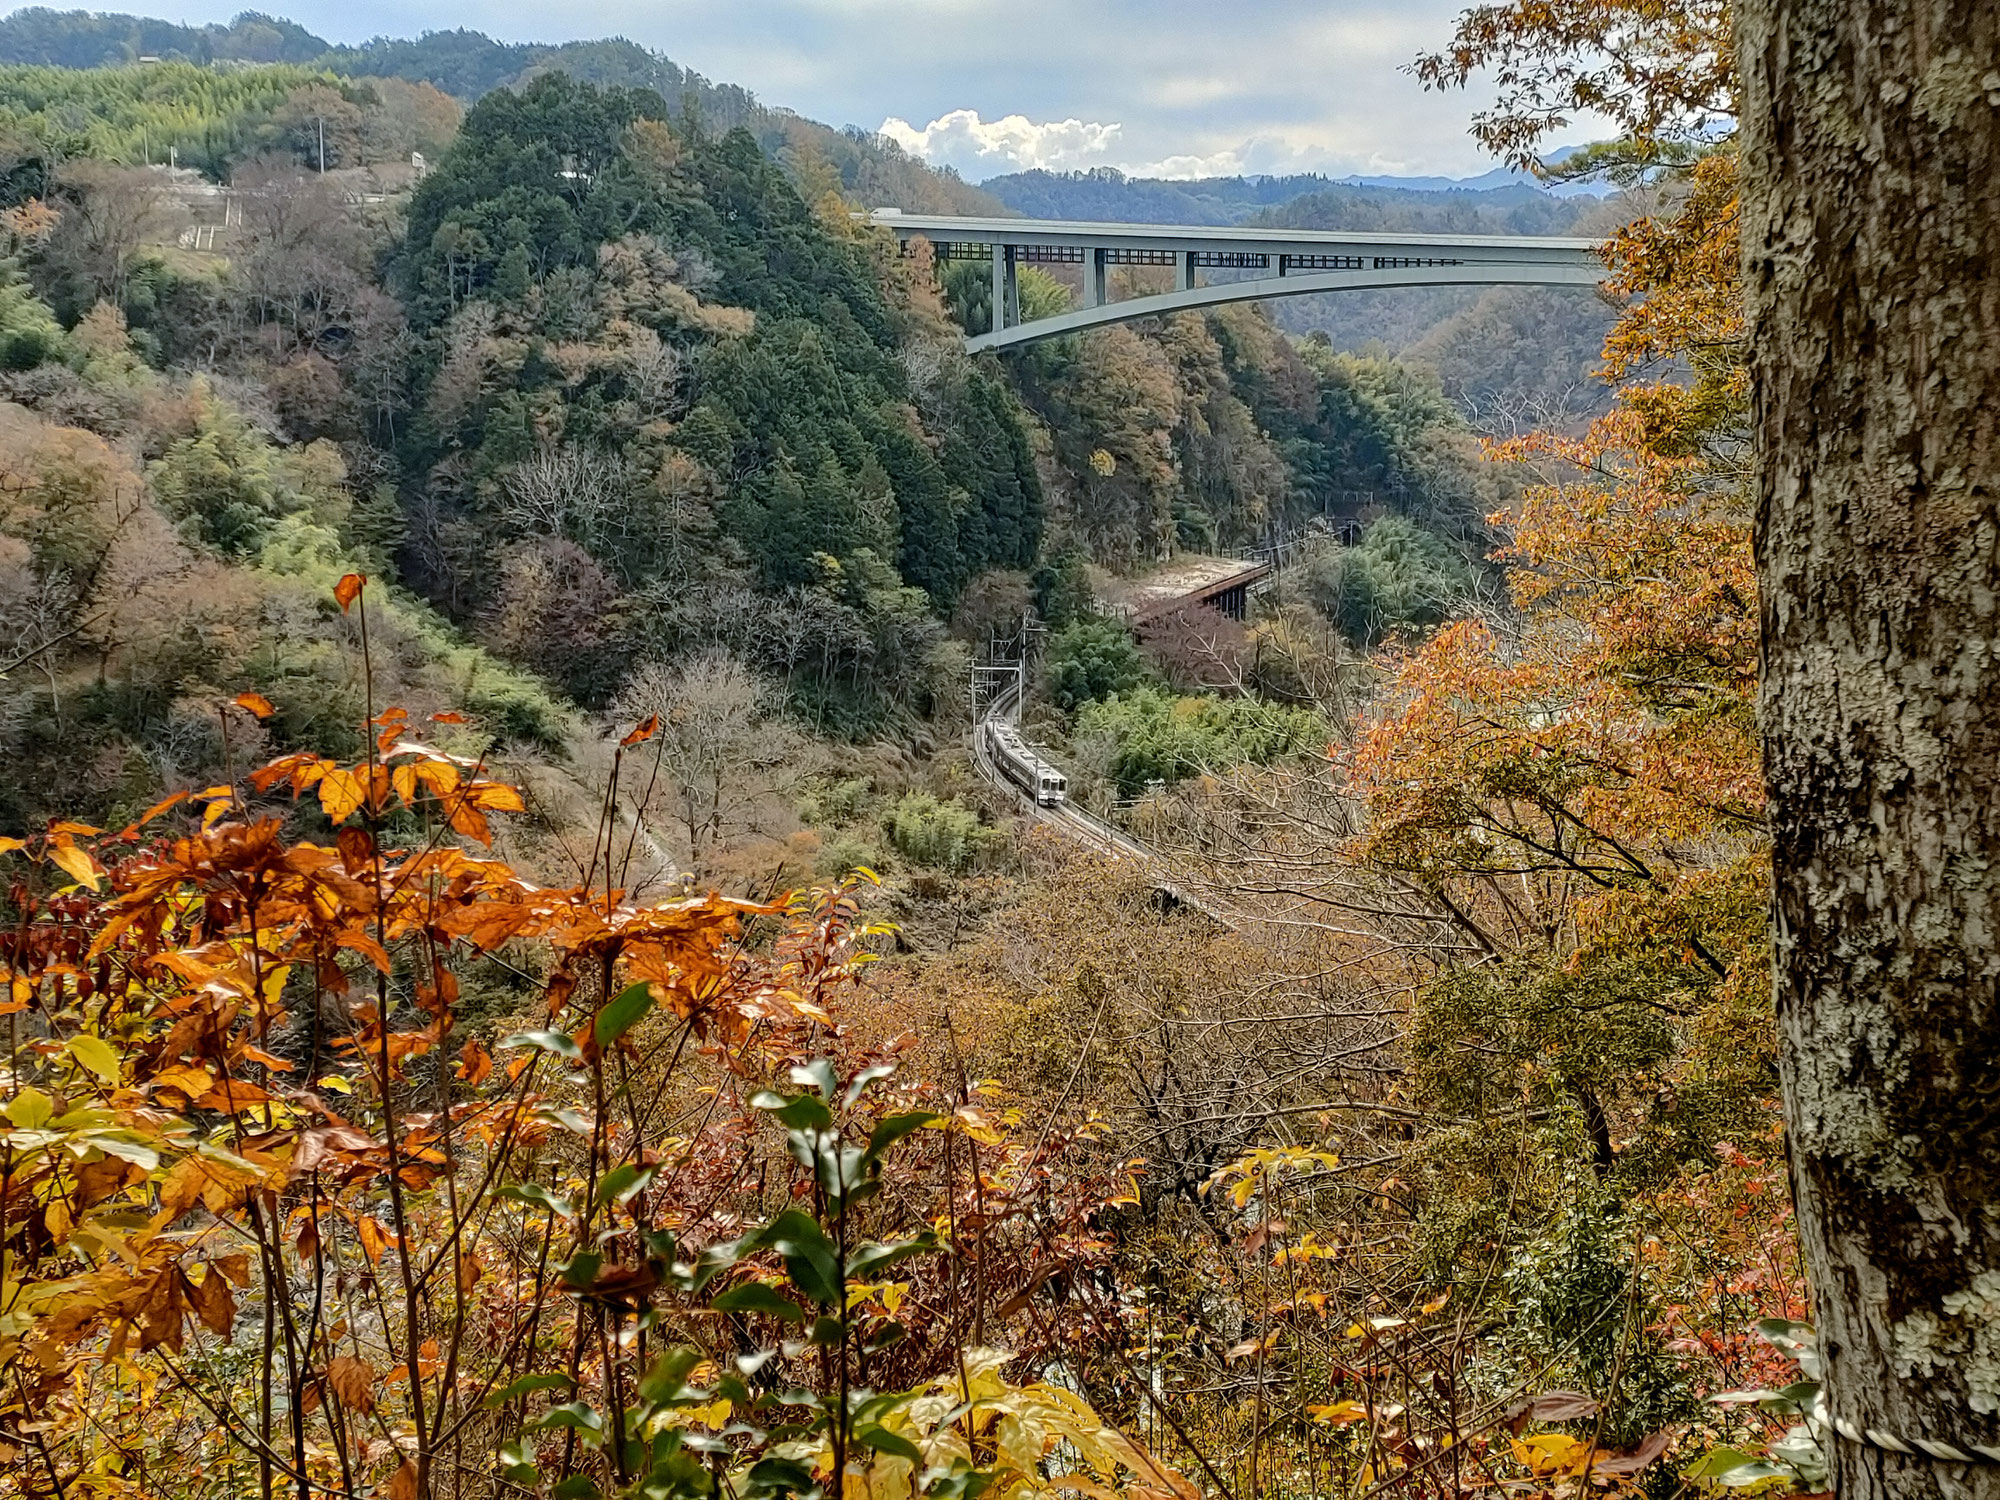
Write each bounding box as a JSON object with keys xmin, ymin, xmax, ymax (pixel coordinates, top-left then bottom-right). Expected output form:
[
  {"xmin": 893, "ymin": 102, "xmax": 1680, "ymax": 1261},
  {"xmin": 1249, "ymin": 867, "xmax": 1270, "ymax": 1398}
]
[{"xmin": 2, "ymin": 4, "xmax": 1984, "ymax": 1500}]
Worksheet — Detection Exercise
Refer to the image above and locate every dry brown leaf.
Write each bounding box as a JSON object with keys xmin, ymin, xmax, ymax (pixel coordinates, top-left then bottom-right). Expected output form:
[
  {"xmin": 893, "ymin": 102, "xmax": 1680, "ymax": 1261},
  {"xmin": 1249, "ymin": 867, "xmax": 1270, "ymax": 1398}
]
[
  {"xmin": 183, "ymin": 1266, "xmax": 236, "ymax": 1336},
  {"xmin": 327, "ymin": 1354, "xmax": 376, "ymax": 1414}
]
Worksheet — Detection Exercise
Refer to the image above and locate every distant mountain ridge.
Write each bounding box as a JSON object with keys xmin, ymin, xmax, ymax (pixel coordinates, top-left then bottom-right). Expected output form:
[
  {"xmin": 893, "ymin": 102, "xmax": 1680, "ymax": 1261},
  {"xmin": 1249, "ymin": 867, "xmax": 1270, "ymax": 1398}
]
[{"xmin": 979, "ymin": 166, "xmax": 1600, "ymax": 235}]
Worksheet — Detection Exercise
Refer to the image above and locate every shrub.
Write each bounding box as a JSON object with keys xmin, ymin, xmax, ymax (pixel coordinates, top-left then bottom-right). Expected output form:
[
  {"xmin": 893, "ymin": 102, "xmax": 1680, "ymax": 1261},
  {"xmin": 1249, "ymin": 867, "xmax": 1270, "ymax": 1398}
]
[
  {"xmin": 1298, "ymin": 515, "xmax": 1474, "ymax": 646},
  {"xmin": 0, "ymin": 269, "xmax": 63, "ymax": 371},
  {"xmin": 883, "ymin": 789, "xmax": 993, "ymax": 872},
  {"xmin": 1075, "ymin": 684, "xmax": 1326, "ymax": 794},
  {"xmin": 1046, "ymin": 617, "xmax": 1147, "ymax": 710}
]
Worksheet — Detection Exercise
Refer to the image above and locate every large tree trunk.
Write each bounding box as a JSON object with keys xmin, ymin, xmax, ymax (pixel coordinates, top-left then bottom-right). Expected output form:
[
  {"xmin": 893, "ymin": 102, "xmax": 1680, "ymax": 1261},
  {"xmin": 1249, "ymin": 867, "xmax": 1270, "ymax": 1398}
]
[{"xmin": 1738, "ymin": 2, "xmax": 2000, "ymax": 1497}]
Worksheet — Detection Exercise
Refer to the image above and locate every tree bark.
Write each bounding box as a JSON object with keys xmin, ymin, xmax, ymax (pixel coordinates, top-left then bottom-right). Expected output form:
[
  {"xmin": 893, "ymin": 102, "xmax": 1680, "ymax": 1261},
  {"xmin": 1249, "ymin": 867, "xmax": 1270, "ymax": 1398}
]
[{"xmin": 1738, "ymin": 2, "xmax": 2000, "ymax": 1497}]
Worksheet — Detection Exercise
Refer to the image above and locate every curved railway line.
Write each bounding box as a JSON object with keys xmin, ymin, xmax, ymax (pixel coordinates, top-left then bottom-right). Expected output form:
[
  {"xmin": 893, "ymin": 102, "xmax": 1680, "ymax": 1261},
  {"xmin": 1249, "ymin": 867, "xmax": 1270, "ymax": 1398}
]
[{"xmin": 969, "ymin": 679, "xmax": 1234, "ymax": 924}]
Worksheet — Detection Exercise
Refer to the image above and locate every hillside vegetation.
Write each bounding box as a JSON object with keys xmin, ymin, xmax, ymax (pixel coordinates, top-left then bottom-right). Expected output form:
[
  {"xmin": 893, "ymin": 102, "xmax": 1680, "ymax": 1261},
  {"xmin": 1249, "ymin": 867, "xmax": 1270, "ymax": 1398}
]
[
  {"xmin": 0, "ymin": 10, "xmax": 1839, "ymax": 1500},
  {"xmin": 0, "ymin": 7, "xmax": 1000, "ymax": 211}
]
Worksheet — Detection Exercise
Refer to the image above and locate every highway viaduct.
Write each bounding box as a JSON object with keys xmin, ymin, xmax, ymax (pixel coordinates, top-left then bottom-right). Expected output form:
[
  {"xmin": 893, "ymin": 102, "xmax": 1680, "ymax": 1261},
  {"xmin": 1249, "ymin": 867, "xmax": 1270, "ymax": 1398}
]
[{"xmin": 866, "ymin": 211, "xmax": 1606, "ymax": 353}]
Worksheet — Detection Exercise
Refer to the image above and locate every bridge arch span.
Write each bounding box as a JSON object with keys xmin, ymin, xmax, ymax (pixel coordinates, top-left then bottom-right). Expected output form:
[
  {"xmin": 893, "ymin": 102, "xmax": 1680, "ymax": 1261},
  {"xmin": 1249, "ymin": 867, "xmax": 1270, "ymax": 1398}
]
[
  {"xmin": 961, "ymin": 260, "xmax": 1602, "ymax": 352},
  {"xmin": 867, "ymin": 211, "xmax": 1606, "ymax": 353}
]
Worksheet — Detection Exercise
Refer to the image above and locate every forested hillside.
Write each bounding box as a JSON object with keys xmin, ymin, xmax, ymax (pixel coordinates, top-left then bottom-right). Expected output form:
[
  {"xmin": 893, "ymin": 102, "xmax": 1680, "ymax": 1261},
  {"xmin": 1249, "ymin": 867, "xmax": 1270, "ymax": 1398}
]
[{"xmin": 0, "ymin": 8, "xmax": 999, "ymax": 211}]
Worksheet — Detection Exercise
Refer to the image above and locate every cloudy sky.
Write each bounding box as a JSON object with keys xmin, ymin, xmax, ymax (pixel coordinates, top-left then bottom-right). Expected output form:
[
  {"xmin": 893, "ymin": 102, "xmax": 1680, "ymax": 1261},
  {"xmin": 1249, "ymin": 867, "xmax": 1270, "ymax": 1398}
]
[{"xmin": 125, "ymin": 0, "xmax": 1535, "ymax": 180}]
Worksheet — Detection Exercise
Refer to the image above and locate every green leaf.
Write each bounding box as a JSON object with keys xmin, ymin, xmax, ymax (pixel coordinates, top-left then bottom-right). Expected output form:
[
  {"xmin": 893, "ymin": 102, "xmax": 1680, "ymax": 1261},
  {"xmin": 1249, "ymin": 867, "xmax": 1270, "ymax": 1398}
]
[
  {"xmin": 789, "ymin": 1059, "xmax": 837, "ymax": 1100},
  {"xmin": 807, "ymin": 1315, "xmax": 844, "ymax": 1346},
  {"xmin": 712, "ymin": 1281, "xmax": 808, "ymax": 1323},
  {"xmin": 847, "ymin": 1235, "xmax": 937, "ymax": 1281},
  {"xmin": 558, "ymin": 1250, "xmax": 603, "ymax": 1290},
  {"xmin": 595, "ymin": 1162, "xmax": 658, "ymax": 1210},
  {"xmin": 537, "ymin": 1106, "xmax": 595, "ymax": 1135},
  {"xmin": 694, "ymin": 1228, "xmax": 769, "ymax": 1291},
  {"xmin": 529, "ymin": 1402, "xmax": 607, "ymax": 1444},
  {"xmin": 926, "ymin": 1462, "xmax": 996, "ymax": 1500},
  {"xmin": 67, "ymin": 1034, "xmax": 121, "ymax": 1086},
  {"xmin": 496, "ymin": 1439, "xmax": 540, "ymax": 1485},
  {"xmin": 764, "ymin": 1210, "xmax": 842, "ymax": 1305},
  {"xmin": 754, "ymin": 1091, "xmax": 834, "ymax": 1131},
  {"xmin": 844, "ymin": 1062, "xmax": 897, "ymax": 1108},
  {"xmin": 863, "ymin": 1320, "xmax": 907, "ymax": 1354},
  {"xmin": 484, "ymin": 1372, "xmax": 577, "ymax": 1408},
  {"xmin": 636, "ymin": 1347, "xmax": 705, "ymax": 1405},
  {"xmin": 744, "ymin": 1456, "xmax": 816, "ymax": 1495},
  {"xmin": 595, "ymin": 982, "xmax": 655, "ymax": 1048},
  {"xmin": 551, "ymin": 1476, "xmax": 601, "ymax": 1500},
  {"xmin": 1714, "ymin": 1463, "xmax": 1790, "ymax": 1487},
  {"xmin": 501, "ymin": 1029, "xmax": 582, "ymax": 1061},
  {"xmin": 865, "ymin": 1111, "xmax": 939, "ymax": 1162},
  {"xmin": 1683, "ymin": 1448, "xmax": 1770, "ymax": 1483},
  {"xmin": 854, "ymin": 1423, "xmax": 922, "ymax": 1462},
  {"xmin": 498, "ymin": 1182, "xmax": 577, "ymax": 1220}
]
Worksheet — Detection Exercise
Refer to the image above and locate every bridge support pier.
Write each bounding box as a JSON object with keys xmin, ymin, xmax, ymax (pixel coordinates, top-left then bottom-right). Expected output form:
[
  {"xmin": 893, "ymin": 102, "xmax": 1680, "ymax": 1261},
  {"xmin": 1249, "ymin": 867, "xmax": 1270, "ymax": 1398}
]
[
  {"xmin": 1176, "ymin": 249, "xmax": 1195, "ymax": 292},
  {"xmin": 991, "ymin": 245, "xmax": 1018, "ymax": 333},
  {"xmin": 1082, "ymin": 247, "xmax": 1104, "ymax": 308}
]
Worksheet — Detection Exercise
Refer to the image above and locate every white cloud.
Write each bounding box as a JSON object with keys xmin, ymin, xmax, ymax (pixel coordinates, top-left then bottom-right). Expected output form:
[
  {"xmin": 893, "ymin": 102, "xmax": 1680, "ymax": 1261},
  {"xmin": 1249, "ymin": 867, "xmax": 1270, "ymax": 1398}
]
[
  {"xmin": 1128, "ymin": 148, "xmax": 1251, "ymax": 180},
  {"xmin": 878, "ymin": 109, "xmax": 1123, "ymax": 177}
]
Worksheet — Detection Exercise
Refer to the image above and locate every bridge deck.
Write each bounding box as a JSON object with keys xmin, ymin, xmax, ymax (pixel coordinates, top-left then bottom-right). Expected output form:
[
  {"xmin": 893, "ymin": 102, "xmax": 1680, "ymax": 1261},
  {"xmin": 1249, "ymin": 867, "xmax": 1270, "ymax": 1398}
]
[
  {"xmin": 1101, "ymin": 554, "xmax": 1275, "ymax": 623},
  {"xmin": 867, "ymin": 210, "xmax": 1605, "ymax": 352},
  {"xmin": 870, "ymin": 211, "xmax": 1599, "ymax": 263}
]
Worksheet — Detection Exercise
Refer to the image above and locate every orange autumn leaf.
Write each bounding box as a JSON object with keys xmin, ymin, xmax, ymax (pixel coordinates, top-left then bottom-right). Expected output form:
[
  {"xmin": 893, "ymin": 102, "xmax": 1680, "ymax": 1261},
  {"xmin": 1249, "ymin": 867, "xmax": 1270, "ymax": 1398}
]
[{"xmin": 333, "ymin": 572, "xmax": 364, "ymax": 611}]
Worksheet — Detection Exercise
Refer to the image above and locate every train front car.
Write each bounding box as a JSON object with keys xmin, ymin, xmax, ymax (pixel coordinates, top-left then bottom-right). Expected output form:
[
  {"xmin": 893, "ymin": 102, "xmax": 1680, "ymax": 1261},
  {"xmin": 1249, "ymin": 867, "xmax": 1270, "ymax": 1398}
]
[{"xmin": 986, "ymin": 722, "xmax": 1068, "ymax": 807}]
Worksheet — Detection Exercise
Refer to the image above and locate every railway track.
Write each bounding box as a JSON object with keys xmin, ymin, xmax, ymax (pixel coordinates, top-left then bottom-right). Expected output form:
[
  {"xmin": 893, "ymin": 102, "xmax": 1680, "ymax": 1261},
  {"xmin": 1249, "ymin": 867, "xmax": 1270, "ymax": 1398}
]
[{"xmin": 969, "ymin": 680, "xmax": 1233, "ymax": 924}]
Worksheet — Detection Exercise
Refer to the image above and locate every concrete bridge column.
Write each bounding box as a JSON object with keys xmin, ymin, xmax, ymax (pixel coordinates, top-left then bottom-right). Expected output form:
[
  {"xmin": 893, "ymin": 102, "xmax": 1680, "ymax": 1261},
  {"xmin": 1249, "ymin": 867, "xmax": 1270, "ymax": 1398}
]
[
  {"xmin": 1082, "ymin": 246, "xmax": 1105, "ymax": 308},
  {"xmin": 991, "ymin": 245, "xmax": 1019, "ymax": 332},
  {"xmin": 1176, "ymin": 249, "xmax": 1195, "ymax": 291}
]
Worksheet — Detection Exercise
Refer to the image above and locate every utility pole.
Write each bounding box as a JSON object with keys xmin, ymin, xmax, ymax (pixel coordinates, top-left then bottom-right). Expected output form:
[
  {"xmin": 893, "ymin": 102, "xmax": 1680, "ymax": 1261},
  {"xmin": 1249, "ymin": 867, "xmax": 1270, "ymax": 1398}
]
[{"xmin": 316, "ymin": 116, "xmax": 326, "ymax": 175}]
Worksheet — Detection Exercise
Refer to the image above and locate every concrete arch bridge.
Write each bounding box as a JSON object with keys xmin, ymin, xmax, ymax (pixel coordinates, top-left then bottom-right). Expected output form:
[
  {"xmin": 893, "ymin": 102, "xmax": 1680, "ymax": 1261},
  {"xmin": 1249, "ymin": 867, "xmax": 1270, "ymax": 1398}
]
[{"xmin": 868, "ymin": 211, "xmax": 1605, "ymax": 353}]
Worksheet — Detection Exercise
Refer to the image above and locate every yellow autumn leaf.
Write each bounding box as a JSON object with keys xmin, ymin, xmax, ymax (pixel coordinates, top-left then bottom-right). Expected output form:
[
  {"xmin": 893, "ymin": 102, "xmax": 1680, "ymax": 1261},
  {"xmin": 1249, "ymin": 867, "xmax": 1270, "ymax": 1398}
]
[
  {"xmin": 66, "ymin": 1032, "xmax": 120, "ymax": 1086},
  {"xmin": 317, "ymin": 767, "xmax": 366, "ymax": 823},
  {"xmin": 47, "ymin": 841, "xmax": 101, "ymax": 891}
]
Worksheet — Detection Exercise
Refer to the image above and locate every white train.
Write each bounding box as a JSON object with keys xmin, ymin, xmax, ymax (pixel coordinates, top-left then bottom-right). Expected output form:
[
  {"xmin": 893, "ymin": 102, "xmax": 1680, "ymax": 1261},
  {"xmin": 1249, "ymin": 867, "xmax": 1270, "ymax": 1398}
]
[{"xmin": 985, "ymin": 721, "xmax": 1068, "ymax": 806}]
